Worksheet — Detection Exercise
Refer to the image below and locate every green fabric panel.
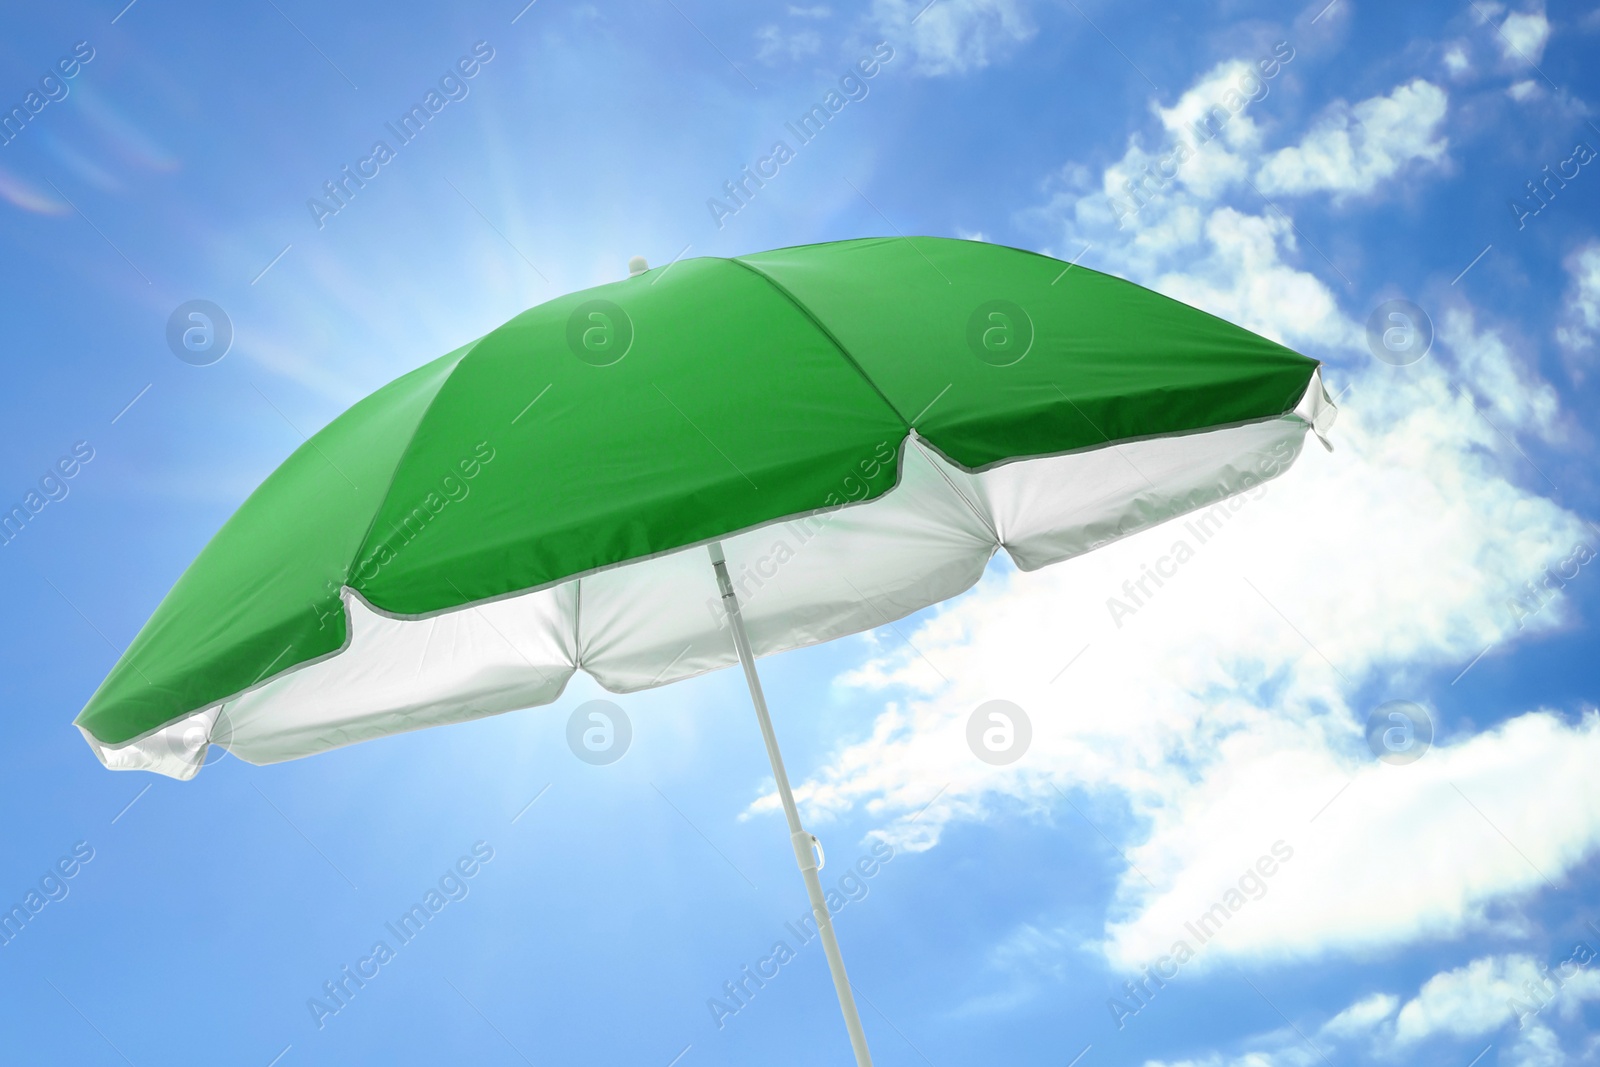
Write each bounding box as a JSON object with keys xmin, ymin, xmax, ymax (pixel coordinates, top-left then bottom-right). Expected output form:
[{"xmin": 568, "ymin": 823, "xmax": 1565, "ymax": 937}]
[
  {"xmin": 75, "ymin": 350, "xmax": 471, "ymax": 745},
  {"xmin": 738, "ymin": 237, "xmax": 1318, "ymax": 468},
  {"xmin": 352, "ymin": 257, "xmax": 907, "ymax": 615},
  {"xmin": 75, "ymin": 237, "xmax": 1319, "ymax": 748}
]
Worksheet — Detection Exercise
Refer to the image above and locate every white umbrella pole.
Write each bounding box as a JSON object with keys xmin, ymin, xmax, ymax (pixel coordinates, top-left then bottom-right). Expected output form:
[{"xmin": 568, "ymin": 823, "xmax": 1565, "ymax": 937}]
[{"xmin": 709, "ymin": 542, "xmax": 875, "ymax": 1067}]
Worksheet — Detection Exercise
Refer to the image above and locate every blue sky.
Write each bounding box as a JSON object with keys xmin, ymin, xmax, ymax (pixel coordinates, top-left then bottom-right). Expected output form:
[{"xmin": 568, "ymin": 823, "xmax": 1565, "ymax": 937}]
[{"xmin": 4, "ymin": 0, "xmax": 1600, "ymax": 1064}]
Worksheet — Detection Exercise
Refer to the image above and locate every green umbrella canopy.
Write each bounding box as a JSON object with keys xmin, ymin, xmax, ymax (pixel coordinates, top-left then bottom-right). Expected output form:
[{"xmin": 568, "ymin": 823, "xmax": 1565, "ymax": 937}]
[{"xmin": 76, "ymin": 236, "xmax": 1333, "ymax": 778}]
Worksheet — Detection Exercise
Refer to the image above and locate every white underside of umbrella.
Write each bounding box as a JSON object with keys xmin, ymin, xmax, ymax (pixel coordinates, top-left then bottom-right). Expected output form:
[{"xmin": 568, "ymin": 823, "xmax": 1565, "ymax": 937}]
[{"xmin": 82, "ymin": 373, "xmax": 1333, "ymax": 779}]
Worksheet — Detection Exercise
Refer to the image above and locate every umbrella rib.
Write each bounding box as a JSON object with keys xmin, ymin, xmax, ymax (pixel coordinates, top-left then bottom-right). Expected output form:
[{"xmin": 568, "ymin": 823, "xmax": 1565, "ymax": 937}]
[
  {"xmin": 912, "ymin": 435, "xmax": 1001, "ymax": 546},
  {"xmin": 571, "ymin": 577, "xmax": 584, "ymax": 670}
]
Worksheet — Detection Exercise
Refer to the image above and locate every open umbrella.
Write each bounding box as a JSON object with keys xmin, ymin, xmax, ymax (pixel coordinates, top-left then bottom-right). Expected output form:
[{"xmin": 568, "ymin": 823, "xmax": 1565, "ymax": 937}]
[{"xmin": 77, "ymin": 235, "xmax": 1334, "ymax": 1065}]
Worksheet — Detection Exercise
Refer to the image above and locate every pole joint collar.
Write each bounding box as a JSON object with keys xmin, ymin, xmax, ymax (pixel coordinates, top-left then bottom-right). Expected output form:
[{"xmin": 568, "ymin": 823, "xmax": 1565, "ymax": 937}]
[{"xmin": 791, "ymin": 829, "xmax": 823, "ymax": 872}]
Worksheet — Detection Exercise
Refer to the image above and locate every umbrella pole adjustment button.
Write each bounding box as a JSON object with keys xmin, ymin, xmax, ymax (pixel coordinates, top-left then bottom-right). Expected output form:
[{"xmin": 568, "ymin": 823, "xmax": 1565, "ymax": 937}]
[{"xmin": 791, "ymin": 830, "xmax": 824, "ymax": 872}]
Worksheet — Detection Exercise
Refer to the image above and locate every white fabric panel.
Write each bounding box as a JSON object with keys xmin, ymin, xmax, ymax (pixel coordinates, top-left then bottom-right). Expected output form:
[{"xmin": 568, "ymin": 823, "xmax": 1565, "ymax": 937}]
[
  {"xmin": 577, "ymin": 439, "xmax": 999, "ymax": 692},
  {"xmin": 217, "ymin": 584, "xmax": 579, "ymax": 765},
  {"xmin": 79, "ymin": 707, "xmax": 220, "ymax": 782},
  {"xmin": 966, "ymin": 417, "xmax": 1309, "ymax": 571},
  {"xmin": 571, "ymin": 545, "xmax": 738, "ymax": 692},
  {"xmin": 101, "ymin": 386, "xmax": 1325, "ymax": 776}
]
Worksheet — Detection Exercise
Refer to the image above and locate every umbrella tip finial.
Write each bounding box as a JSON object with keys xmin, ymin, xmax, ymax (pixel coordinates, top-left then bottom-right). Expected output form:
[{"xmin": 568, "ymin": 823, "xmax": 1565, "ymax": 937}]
[{"xmin": 628, "ymin": 256, "xmax": 649, "ymax": 277}]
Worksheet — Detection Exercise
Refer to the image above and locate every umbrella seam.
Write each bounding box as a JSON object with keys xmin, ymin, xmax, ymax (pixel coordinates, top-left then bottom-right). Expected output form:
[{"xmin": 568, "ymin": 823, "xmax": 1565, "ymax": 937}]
[
  {"xmin": 343, "ymin": 339, "xmax": 487, "ymax": 615},
  {"xmin": 725, "ymin": 255, "xmax": 912, "ymax": 430}
]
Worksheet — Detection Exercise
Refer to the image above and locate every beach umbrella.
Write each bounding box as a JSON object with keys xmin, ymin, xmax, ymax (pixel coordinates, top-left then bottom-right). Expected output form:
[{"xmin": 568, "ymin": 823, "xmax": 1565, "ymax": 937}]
[{"xmin": 76, "ymin": 236, "xmax": 1334, "ymax": 1065}]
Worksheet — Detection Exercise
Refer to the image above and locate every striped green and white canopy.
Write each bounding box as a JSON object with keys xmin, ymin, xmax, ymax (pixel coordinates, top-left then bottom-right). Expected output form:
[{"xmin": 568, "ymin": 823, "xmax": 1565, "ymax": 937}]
[{"xmin": 77, "ymin": 236, "xmax": 1333, "ymax": 778}]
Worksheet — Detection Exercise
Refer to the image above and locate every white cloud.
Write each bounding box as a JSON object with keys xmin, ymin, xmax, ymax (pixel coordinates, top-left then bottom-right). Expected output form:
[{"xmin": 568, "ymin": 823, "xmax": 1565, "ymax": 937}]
[
  {"xmin": 1395, "ymin": 952, "xmax": 1600, "ymax": 1043},
  {"xmin": 788, "ymin": 4, "xmax": 832, "ymax": 16},
  {"xmin": 1497, "ymin": 5, "xmax": 1553, "ymax": 66},
  {"xmin": 1144, "ymin": 956, "xmax": 1600, "ymax": 1067},
  {"xmin": 866, "ymin": 0, "xmax": 1033, "ymax": 76},
  {"xmin": 1151, "ymin": 60, "xmax": 1271, "ymax": 199},
  {"xmin": 1556, "ymin": 241, "xmax": 1600, "ymax": 362},
  {"xmin": 1439, "ymin": 306, "xmax": 1563, "ymax": 439},
  {"xmin": 1030, "ymin": 75, "xmax": 1456, "ymax": 352},
  {"xmin": 1148, "ymin": 207, "xmax": 1354, "ymax": 352},
  {"xmin": 1105, "ymin": 712, "xmax": 1600, "ymax": 969},
  {"xmin": 751, "ymin": 359, "xmax": 1598, "ymax": 966},
  {"xmin": 1442, "ymin": 42, "xmax": 1474, "ymax": 78},
  {"xmin": 754, "ymin": 24, "xmax": 822, "ymax": 63},
  {"xmin": 1139, "ymin": 1052, "xmax": 1305, "ymax": 1067},
  {"xmin": 1507, "ymin": 1022, "xmax": 1569, "ymax": 1067},
  {"xmin": 1508, "ymin": 78, "xmax": 1543, "ymax": 101},
  {"xmin": 748, "ymin": 47, "xmax": 1600, "ymax": 981},
  {"xmin": 1319, "ymin": 992, "xmax": 1397, "ymax": 1038},
  {"xmin": 1395, "ymin": 954, "xmax": 1534, "ymax": 1041},
  {"xmin": 1255, "ymin": 80, "xmax": 1450, "ymax": 200}
]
